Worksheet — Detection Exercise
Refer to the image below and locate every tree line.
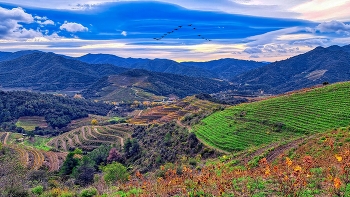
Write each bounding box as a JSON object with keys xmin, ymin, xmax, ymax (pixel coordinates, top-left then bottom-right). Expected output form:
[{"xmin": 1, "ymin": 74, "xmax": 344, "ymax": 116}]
[{"xmin": 0, "ymin": 91, "xmax": 113, "ymax": 132}]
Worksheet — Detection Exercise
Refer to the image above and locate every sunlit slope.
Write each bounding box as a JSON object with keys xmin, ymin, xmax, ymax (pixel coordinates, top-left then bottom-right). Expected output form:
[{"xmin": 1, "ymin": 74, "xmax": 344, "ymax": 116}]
[{"xmin": 194, "ymin": 82, "xmax": 350, "ymax": 152}]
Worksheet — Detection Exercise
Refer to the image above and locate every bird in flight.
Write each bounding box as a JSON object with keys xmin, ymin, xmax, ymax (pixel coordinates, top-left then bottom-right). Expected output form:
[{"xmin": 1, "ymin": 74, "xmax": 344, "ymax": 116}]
[{"xmin": 153, "ymin": 24, "xmax": 212, "ymax": 42}]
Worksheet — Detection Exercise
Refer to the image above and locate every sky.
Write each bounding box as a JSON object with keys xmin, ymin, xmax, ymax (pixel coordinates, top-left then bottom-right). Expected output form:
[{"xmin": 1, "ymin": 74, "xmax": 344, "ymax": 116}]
[{"xmin": 0, "ymin": 0, "xmax": 350, "ymax": 62}]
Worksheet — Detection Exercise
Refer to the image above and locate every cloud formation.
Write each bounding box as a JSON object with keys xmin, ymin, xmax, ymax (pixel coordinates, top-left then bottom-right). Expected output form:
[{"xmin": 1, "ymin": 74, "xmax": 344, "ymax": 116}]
[
  {"xmin": 316, "ymin": 21, "xmax": 350, "ymax": 34},
  {"xmin": 60, "ymin": 21, "xmax": 88, "ymax": 32},
  {"xmin": 244, "ymin": 47, "xmax": 262, "ymax": 54},
  {"xmin": 0, "ymin": 6, "xmax": 42, "ymax": 39},
  {"xmin": 37, "ymin": 19, "xmax": 54, "ymax": 25},
  {"xmin": 0, "ymin": 1, "xmax": 349, "ymax": 62}
]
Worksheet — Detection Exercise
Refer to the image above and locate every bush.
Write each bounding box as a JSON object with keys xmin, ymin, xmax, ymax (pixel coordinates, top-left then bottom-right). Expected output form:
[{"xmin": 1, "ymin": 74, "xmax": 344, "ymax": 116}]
[
  {"xmin": 189, "ymin": 158, "xmax": 197, "ymax": 166},
  {"xmin": 31, "ymin": 185, "xmax": 44, "ymax": 195},
  {"xmin": 80, "ymin": 187, "xmax": 98, "ymax": 197},
  {"xmin": 102, "ymin": 162, "xmax": 129, "ymax": 184}
]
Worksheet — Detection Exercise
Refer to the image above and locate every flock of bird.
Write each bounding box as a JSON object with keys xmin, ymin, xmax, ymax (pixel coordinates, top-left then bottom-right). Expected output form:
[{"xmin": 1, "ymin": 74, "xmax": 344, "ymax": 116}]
[{"xmin": 153, "ymin": 24, "xmax": 212, "ymax": 42}]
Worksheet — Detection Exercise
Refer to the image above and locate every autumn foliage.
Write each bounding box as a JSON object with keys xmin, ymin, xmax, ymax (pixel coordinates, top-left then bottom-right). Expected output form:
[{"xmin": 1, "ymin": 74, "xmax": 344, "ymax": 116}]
[{"xmin": 109, "ymin": 127, "xmax": 350, "ymax": 196}]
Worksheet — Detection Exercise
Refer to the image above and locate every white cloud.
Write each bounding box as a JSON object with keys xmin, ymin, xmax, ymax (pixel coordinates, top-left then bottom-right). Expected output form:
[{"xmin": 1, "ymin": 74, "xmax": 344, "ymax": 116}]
[
  {"xmin": 316, "ymin": 21, "xmax": 350, "ymax": 34},
  {"xmin": 244, "ymin": 47, "xmax": 262, "ymax": 54},
  {"xmin": 0, "ymin": 6, "xmax": 44, "ymax": 39},
  {"xmin": 60, "ymin": 21, "xmax": 88, "ymax": 32},
  {"xmin": 34, "ymin": 16, "xmax": 48, "ymax": 20},
  {"xmin": 121, "ymin": 31, "xmax": 127, "ymax": 36},
  {"xmin": 245, "ymin": 27, "xmax": 303, "ymax": 47},
  {"xmin": 0, "ymin": 0, "xmax": 350, "ymax": 21},
  {"xmin": 293, "ymin": 38, "xmax": 330, "ymax": 47},
  {"xmin": 291, "ymin": 0, "xmax": 350, "ymax": 21},
  {"xmin": 37, "ymin": 19, "xmax": 55, "ymax": 25}
]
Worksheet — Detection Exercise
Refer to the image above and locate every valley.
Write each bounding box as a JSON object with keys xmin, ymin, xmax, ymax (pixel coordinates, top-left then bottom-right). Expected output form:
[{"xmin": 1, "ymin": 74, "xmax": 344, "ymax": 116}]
[{"xmin": 0, "ymin": 46, "xmax": 350, "ymax": 196}]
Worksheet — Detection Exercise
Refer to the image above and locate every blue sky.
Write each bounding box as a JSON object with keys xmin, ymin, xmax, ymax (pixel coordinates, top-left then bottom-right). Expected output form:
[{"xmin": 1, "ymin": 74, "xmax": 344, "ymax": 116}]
[{"xmin": 0, "ymin": 0, "xmax": 350, "ymax": 62}]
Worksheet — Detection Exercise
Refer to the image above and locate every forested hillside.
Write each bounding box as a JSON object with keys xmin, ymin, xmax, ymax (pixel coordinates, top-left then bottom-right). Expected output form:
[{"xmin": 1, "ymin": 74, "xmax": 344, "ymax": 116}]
[
  {"xmin": 182, "ymin": 58, "xmax": 266, "ymax": 80},
  {"xmin": 0, "ymin": 52, "xmax": 128, "ymax": 91},
  {"xmin": 233, "ymin": 45, "xmax": 350, "ymax": 94},
  {"xmin": 0, "ymin": 91, "xmax": 112, "ymax": 130},
  {"xmin": 78, "ymin": 54, "xmax": 217, "ymax": 78},
  {"xmin": 83, "ymin": 69, "xmax": 233, "ymax": 101}
]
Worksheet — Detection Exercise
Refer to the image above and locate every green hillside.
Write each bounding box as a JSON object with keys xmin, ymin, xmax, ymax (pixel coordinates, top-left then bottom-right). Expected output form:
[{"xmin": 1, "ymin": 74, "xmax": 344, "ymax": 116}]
[{"xmin": 194, "ymin": 82, "xmax": 350, "ymax": 152}]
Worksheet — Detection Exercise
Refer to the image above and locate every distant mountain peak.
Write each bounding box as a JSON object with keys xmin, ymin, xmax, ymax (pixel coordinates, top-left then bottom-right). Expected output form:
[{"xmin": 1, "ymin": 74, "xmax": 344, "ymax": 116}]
[{"xmin": 233, "ymin": 44, "xmax": 350, "ymax": 94}]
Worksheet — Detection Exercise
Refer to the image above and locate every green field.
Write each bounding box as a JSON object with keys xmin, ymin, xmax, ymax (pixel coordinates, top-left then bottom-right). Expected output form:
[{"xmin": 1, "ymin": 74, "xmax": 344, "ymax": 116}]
[
  {"xmin": 15, "ymin": 116, "xmax": 48, "ymax": 131},
  {"xmin": 194, "ymin": 82, "xmax": 350, "ymax": 152},
  {"xmin": 22, "ymin": 136, "xmax": 52, "ymax": 151}
]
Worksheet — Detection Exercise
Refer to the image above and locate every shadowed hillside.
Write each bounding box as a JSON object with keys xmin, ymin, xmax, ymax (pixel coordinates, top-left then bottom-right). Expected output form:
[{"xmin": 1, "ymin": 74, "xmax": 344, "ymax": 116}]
[{"xmin": 233, "ymin": 45, "xmax": 350, "ymax": 94}]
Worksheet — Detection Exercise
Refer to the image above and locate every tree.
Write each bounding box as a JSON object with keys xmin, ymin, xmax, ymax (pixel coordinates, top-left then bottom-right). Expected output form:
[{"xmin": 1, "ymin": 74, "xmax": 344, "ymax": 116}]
[
  {"xmin": 74, "ymin": 156, "xmax": 96, "ymax": 186},
  {"xmin": 60, "ymin": 152, "xmax": 79, "ymax": 176},
  {"xmin": 123, "ymin": 138, "xmax": 140, "ymax": 158},
  {"xmin": 87, "ymin": 145, "xmax": 111, "ymax": 169},
  {"xmin": 102, "ymin": 162, "xmax": 129, "ymax": 184},
  {"xmin": 91, "ymin": 119, "xmax": 98, "ymax": 125},
  {"xmin": 107, "ymin": 148, "xmax": 124, "ymax": 163}
]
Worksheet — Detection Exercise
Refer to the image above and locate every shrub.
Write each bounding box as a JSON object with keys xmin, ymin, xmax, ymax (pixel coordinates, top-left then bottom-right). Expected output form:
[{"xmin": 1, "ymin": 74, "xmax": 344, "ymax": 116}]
[
  {"xmin": 80, "ymin": 187, "xmax": 98, "ymax": 197},
  {"xmin": 189, "ymin": 158, "xmax": 197, "ymax": 166},
  {"xmin": 31, "ymin": 185, "xmax": 44, "ymax": 195},
  {"xmin": 102, "ymin": 162, "xmax": 129, "ymax": 184}
]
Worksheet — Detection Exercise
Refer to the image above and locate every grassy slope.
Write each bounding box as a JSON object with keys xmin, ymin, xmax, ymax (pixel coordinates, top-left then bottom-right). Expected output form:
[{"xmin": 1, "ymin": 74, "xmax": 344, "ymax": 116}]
[
  {"xmin": 15, "ymin": 116, "xmax": 48, "ymax": 131},
  {"xmin": 194, "ymin": 82, "xmax": 350, "ymax": 152}
]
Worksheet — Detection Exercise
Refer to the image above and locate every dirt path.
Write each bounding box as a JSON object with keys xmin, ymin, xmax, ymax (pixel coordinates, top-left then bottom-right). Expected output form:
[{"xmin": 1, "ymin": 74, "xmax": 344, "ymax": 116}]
[
  {"xmin": 107, "ymin": 128, "xmax": 132, "ymax": 139},
  {"xmin": 73, "ymin": 133, "xmax": 82, "ymax": 145},
  {"xmin": 266, "ymin": 138, "xmax": 306, "ymax": 163},
  {"xmin": 3, "ymin": 132, "xmax": 9, "ymax": 145},
  {"xmin": 66, "ymin": 136, "xmax": 74, "ymax": 149},
  {"xmin": 238, "ymin": 143, "xmax": 278, "ymax": 165},
  {"xmin": 87, "ymin": 127, "xmax": 98, "ymax": 139},
  {"xmin": 60, "ymin": 138, "xmax": 68, "ymax": 152},
  {"xmin": 80, "ymin": 127, "xmax": 120, "ymax": 145},
  {"xmin": 94, "ymin": 127, "xmax": 124, "ymax": 146},
  {"xmin": 138, "ymin": 110, "xmax": 143, "ymax": 117},
  {"xmin": 81, "ymin": 127, "xmax": 90, "ymax": 141},
  {"xmin": 176, "ymin": 120, "xmax": 192, "ymax": 131}
]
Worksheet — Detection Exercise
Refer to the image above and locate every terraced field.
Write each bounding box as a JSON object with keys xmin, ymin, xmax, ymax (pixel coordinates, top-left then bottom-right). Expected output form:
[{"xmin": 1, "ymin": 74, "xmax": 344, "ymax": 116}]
[
  {"xmin": 15, "ymin": 116, "xmax": 48, "ymax": 131},
  {"xmin": 129, "ymin": 96, "xmax": 223, "ymax": 124},
  {"xmin": 194, "ymin": 82, "xmax": 350, "ymax": 152},
  {"xmin": 47, "ymin": 124, "xmax": 133, "ymax": 152},
  {"xmin": 0, "ymin": 132, "xmax": 66, "ymax": 171}
]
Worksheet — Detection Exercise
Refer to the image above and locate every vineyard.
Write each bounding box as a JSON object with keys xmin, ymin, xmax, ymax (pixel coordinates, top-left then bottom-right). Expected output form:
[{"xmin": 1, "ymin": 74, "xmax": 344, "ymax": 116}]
[
  {"xmin": 194, "ymin": 82, "xmax": 350, "ymax": 152},
  {"xmin": 47, "ymin": 125, "xmax": 133, "ymax": 152},
  {"xmin": 0, "ymin": 132, "xmax": 66, "ymax": 171},
  {"xmin": 128, "ymin": 96, "xmax": 223, "ymax": 124}
]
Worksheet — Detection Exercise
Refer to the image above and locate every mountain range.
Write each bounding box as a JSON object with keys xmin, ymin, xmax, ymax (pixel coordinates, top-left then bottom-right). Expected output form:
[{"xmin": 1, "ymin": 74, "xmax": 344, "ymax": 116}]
[
  {"xmin": 0, "ymin": 52, "xmax": 128, "ymax": 91},
  {"xmin": 77, "ymin": 54, "xmax": 266, "ymax": 79},
  {"xmin": 233, "ymin": 45, "xmax": 350, "ymax": 94},
  {"xmin": 0, "ymin": 45, "xmax": 350, "ymax": 98}
]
